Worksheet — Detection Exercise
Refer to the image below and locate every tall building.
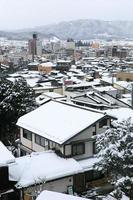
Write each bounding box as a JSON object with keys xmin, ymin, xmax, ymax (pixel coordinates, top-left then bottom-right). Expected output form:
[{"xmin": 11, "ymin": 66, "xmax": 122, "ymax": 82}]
[
  {"xmin": 66, "ymin": 38, "xmax": 75, "ymax": 50},
  {"xmin": 112, "ymin": 46, "xmax": 118, "ymax": 57},
  {"xmin": 65, "ymin": 38, "xmax": 75, "ymax": 62},
  {"xmin": 28, "ymin": 33, "xmax": 42, "ymax": 61}
]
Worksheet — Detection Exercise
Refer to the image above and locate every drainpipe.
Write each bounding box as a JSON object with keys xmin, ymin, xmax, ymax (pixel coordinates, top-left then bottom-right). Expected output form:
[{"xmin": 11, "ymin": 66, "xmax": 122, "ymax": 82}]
[
  {"xmin": 20, "ymin": 189, "xmax": 23, "ymax": 200},
  {"xmin": 132, "ymin": 83, "xmax": 133, "ymax": 109}
]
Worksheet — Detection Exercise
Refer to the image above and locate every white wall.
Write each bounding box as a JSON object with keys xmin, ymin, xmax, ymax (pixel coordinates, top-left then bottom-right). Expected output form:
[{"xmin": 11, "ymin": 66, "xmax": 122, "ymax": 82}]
[
  {"xmin": 64, "ymin": 126, "xmax": 95, "ymax": 159},
  {"xmin": 68, "ymin": 126, "xmax": 95, "ymax": 143},
  {"xmin": 96, "ymin": 119, "xmax": 110, "ymax": 134},
  {"xmin": 64, "ymin": 119, "xmax": 110, "ymax": 159},
  {"xmin": 20, "ymin": 128, "xmax": 64, "ymax": 153},
  {"xmin": 20, "ymin": 128, "xmax": 33, "ymax": 150},
  {"xmin": 32, "ymin": 134, "xmax": 49, "ymax": 152},
  {"xmin": 20, "ymin": 119, "xmax": 110, "ymax": 156}
]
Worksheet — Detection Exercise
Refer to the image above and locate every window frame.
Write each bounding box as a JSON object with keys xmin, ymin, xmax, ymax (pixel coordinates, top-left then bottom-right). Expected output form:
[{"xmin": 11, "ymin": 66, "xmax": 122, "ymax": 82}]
[
  {"xmin": 35, "ymin": 135, "xmax": 45, "ymax": 147},
  {"xmin": 85, "ymin": 170, "xmax": 104, "ymax": 182},
  {"xmin": 93, "ymin": 141, "xmax": 96, "ymax": 154},
  {"xmin": 99, "ymin": 118, "xmax": 107, "ymax": 128},
  {"xmin": 72, "ymin": 142, "xmax": 85, "ymax": 156},
  {"xmin": 23, "ymin": 129, "xmax": 32, "ymax": 141}
]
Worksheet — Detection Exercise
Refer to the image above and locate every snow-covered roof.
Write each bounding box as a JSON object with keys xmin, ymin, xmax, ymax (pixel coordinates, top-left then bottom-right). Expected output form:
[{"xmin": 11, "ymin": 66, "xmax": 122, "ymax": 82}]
[
  {"xmin": 120, "ymin": 98, "xmax": 131, "ymax": 106},
  {"xmin": 6, "ymin": 77, "xmax": 19, "ymax": 83},
  {"xmin": 106, "ymin": 107, "xmax": 133, "ymax": 123},
  {"xmin": 122, "ymin": 93, "xmax": 131, "ymax": 98},
  {"xmin": 82, "ymin": 64, "xmax": 93, "ymax": 68},
  {"xmin": 26, "ymin": 78, "xmax": 40, "ymax": 87},
  {"xmin": 0, "ymin": 141, "xmax": 15, "ymax": 165},
  {"xmin": 9, "ymin": 151, "xmax": 83, "ymax": 188},
  {"xmin": 66, "ymin": 81, "xmax": 100, "ymax": 89},
  {"xmin": 17, "ymin": 100, "xmax": 106, "ymax": 144},
  {"xmin": 115, "ymin": 81, "xmax": 133, "ymax": 91},
  {"xmin": 42, "ymin": 92, "xmax": 64, "ymax": 99},
  {"xmin": 101, "ymin": 77, "xmax": 117, "ymax": 84},
  {"xmin": 7, "ymin": 71, "xmax": 42, "ymax": 87},
  {"xmin": 36, "ymin": 95, "xmax": 50, "ymax": 105},
  {"xmin": 8, "ymin": 73, "xmax": 21, "ymax": 78},
  {"xmin": 36, "ymin": 190, "xmax": 90, "ymax": 200},
  {"xmin": 93, "ymin": 86, "xmax": 117, "ymax": 92},
  {"xmin": 28, "ymin": 62, "xmax": 39, "ymax": 66},
  {"xmin": 103, "ymin": 193, "xmax": 129, "ymax": 200},
  {"xmin": 78, "ymin": 157, "xmax": 100, "ymax": 172},
  {"xmin": 40, "ymin": 62, "xmax": 56, "ymax": 67},
  {"xmin": 57, "ymin": 59, "xmax": 71, "ymax": 63}
]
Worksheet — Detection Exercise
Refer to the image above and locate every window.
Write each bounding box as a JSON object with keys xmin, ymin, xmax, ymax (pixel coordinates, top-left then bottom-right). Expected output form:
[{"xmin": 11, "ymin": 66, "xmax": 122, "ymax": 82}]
[
  {"xmin": 93, "ymin": 141, "xmax": 96, "ymax": 154},
  {"xmin": 85, "ymin": 170, "xmax": 93, "ymax": 182},
  {"xmin": 35, "ymin": 135, "xmax": 40, "ymax": 144},
  {"xmin": 85, "ymin": 170, "xmax": 104, "ymax": 182},
  {"xmin": 23, "ymin": 129, "xmax": 32, "ymax": 141},
  {"xmin": 20, "ymin": 149, "xmax": 27, "ymax": 156},
  {"xmin": 99, "ymin": 118, "xmax": 107, "ymax": 128},
  {"xmin": 40, "ymin": 137, "xmax": 45, "ymax": 146},
  {"xmin": 35, "ymin": 135, "xmax": 45, "ymax": 147},
  {"xmin": 126, "ymin": 78, "xmax": 130, "ymax": 82},
  {"xmin": 92, "ymin": 125, "xmax": 96, "ymax": 136},
  {"xmin": 72, "ymin": 142, "xmax": 85, "ymax": 156},
  {"xmin": 93, "ymin": 131, "xmax": 96, "ymax": 136}
]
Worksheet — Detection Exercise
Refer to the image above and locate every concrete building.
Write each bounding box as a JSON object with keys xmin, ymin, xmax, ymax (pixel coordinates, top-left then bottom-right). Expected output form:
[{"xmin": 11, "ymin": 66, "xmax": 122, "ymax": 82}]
[{"xmin": 28, "ymin": 34, "xmax": 42, "ymax": 60}]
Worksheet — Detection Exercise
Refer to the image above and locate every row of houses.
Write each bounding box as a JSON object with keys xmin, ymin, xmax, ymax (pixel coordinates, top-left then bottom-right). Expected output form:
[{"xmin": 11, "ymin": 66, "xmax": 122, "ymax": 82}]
[{"xmin": 1, "ymin": 52, "xmax": 133, "ymax": 200}]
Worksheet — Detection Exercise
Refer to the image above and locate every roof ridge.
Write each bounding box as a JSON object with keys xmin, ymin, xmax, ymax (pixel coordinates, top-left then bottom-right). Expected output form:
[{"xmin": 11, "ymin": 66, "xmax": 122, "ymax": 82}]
[{"xmin": 53, "ymin": 99, "xmax": 105, "ymax": 115}]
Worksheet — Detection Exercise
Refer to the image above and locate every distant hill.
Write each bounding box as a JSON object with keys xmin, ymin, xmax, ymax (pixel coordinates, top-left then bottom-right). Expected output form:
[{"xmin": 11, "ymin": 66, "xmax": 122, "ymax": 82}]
[
  {"xmin": 0, "ymin": 31, "xmax": 58, "ymax": 41},
  {"xmin": 1, "ymin": 19, "xmax": 133, "ymax": 40}
]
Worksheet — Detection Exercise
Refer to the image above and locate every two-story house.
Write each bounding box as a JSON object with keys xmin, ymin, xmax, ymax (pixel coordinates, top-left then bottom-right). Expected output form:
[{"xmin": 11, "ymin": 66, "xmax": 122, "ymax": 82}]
[{"xmin": 16, "ymin": 100, "xmax": 112, "ymax": 159}]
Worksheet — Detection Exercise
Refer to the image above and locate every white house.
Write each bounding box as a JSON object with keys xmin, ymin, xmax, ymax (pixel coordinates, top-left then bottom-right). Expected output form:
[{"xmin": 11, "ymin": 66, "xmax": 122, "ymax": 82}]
[
  {"xmin": 8, "ymin": 150, "xmax": 98, "ymax": 199},
  {"xmin": 16, "ymin": 100, "xmax": 113, "ymax": 160}
]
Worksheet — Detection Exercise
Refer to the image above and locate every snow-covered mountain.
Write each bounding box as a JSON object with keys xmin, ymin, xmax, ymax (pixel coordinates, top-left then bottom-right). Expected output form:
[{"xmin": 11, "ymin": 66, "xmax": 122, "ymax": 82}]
[
  {"xmin": 39, "ymin": 19, "xmax": 133, "ymax": 40},
  {"xmin": 1, "ymin": 19, "xmax": 133, "ymax": 40}
]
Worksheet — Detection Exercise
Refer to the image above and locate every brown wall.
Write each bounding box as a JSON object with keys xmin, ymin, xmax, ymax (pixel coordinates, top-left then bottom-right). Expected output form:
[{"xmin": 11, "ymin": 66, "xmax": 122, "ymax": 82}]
[
  {"xmin": 117, "ymin": 72, "xmax": 133, "ymax": 81},
  {"xmin": 38, "ymin": 66, "xmax": 53, "ymax": 74}
]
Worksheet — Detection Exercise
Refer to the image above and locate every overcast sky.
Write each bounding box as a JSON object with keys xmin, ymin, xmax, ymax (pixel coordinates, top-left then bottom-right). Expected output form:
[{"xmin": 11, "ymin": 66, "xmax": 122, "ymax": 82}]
[{"xmin": 0, "ymin": 0, "xmax": 133, "ymax": 30}]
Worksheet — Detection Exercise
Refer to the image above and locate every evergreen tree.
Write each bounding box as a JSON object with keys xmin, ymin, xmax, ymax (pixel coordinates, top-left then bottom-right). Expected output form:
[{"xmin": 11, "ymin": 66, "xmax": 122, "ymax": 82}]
[
  {"xmin": 95, "ymin": 119, "xmax": 133, "ymax": 200},
  {"xmin": 0, "ymin": 78, "xmax": 37, "ymax": 144}
]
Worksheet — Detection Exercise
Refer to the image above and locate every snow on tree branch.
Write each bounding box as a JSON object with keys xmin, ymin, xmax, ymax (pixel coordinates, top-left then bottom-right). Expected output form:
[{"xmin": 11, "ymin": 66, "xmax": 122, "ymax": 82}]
[{"xmin": 95, "ymin": 118, "xmax": 133, "ymax": 199}]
